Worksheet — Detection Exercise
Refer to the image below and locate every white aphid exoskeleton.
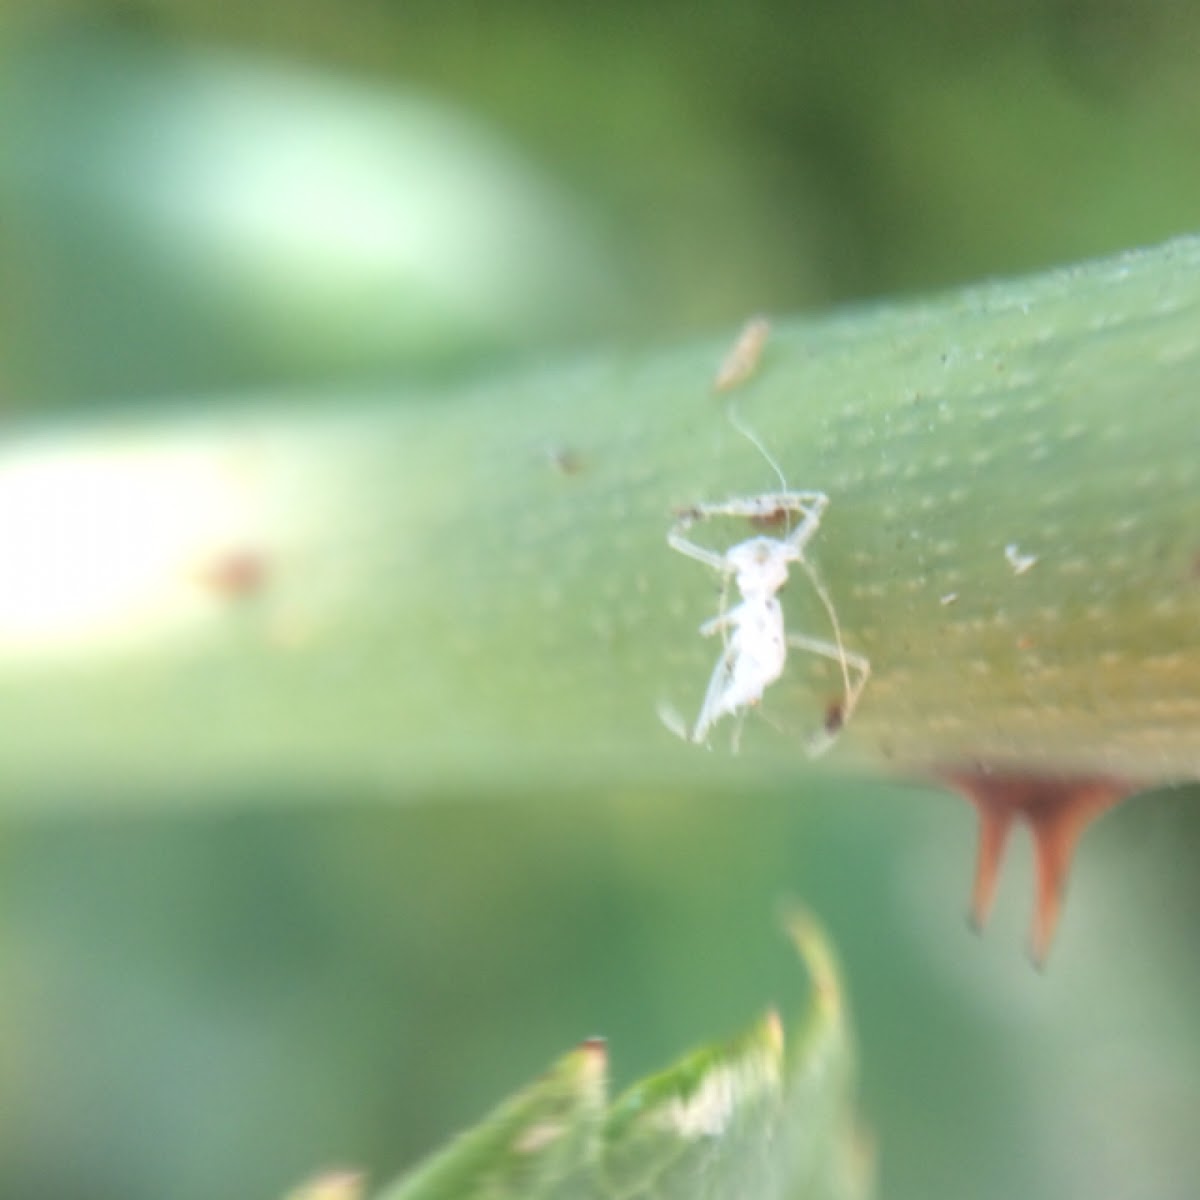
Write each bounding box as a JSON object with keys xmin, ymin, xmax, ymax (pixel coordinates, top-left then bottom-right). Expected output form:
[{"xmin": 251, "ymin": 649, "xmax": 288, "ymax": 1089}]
[{"xmin": 667, "ymin": 490, "xmax": 870, "ymax": 755}]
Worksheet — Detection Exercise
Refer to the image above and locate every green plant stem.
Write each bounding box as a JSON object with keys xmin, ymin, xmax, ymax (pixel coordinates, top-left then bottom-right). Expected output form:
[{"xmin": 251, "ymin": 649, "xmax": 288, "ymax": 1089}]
[{"xmin": 8, "ymin": 237, "xmax": 1200, "ymax": 811}]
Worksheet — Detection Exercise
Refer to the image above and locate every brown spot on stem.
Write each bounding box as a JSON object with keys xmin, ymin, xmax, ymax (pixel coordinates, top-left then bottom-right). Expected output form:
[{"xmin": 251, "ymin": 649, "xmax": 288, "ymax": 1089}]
[
  {"xmin": 194, "ymin": 549, "xmax": 269, "ymax": 599},
  {"xmin": 823, "ymin": 700, "xmax": 845, "ymax": 736},
  {"xmin": 546, "ymin": 445, "xmax": 584, "ymax": 476},
  {"xmin": 939, "ymin": 767, "xmax": 1134, "ymax": 964}
]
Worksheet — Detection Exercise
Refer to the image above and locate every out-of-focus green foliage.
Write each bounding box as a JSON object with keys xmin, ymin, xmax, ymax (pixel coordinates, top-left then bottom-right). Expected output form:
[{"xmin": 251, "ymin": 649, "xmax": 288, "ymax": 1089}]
[
  {"xmin": 375, "ymin": 1040, "xmax": 608, "ymax": 1200},
  {"xmin": 370, "ymin": 913, "xmax": 865, "ymax": 1200},
  {"xmin": 287, "ymin": 1170, "xmax": 365, "ymax": 1200},
  {"xmin": 3, "ymin": 31, "xmax": 621, "ymax": 404},
  {"xmin": 10, "ymin": 2, "xmax": 1200, "ymax": 407}
]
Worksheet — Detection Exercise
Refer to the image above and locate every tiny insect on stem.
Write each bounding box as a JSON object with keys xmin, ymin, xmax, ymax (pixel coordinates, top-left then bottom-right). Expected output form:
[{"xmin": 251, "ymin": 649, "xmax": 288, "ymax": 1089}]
[
  {"xmin": 662, "ymin": 319, "xmax": 870, "ymax": 753},
  {"xmin": 665, "ymin": 493, "xmax": 870, "ymax": 753}
]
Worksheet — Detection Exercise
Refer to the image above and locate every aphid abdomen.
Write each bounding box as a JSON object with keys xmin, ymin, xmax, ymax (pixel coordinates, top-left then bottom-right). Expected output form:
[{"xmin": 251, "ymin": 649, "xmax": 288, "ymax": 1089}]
[{"xmin": 721, "ymin": 602, "xmax": 788, "ymax": 710}]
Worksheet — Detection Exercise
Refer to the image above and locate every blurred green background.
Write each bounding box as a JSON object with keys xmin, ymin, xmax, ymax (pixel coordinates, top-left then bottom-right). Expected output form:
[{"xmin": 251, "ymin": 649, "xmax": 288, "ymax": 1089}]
[{"xmin": 4, "ymin": 3, "xmax": 1200, "ymax": 1198}]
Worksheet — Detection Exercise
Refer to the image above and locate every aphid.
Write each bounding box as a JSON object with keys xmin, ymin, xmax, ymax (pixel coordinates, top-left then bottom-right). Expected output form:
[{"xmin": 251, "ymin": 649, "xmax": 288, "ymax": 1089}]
[{"xmin": 667, "ymin": 491, "xmax": 870, "ymax": 753}]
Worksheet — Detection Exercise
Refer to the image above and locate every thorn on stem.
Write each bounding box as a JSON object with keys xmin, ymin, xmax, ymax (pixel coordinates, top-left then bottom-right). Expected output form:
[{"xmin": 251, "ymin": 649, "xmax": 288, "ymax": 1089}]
[{"xmin": 939, "ymin": 767, "xmax": 1133, "ymax": 963}]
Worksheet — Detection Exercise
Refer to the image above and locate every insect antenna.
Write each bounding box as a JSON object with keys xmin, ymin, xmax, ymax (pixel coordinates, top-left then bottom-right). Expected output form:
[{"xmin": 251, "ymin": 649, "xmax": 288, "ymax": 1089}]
[
  {"xmin": 795, "ymin": 557, "xmax": 857, "ymax": 737},
  {"xmin": 727, "ymin": 396, "xmax": 789, "ymax": 493}
]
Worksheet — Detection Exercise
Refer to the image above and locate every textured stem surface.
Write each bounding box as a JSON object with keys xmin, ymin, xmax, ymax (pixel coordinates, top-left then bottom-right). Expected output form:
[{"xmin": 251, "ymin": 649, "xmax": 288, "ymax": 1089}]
[{"xmin": 6, "ymin": 237, "xmax": 1200, "ymax": 812}]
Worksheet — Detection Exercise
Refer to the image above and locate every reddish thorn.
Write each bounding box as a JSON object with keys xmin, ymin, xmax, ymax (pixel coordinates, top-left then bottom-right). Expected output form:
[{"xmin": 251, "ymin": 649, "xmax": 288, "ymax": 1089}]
[
  {"xmin": 940, "ymin": 768, "xmax": 1134, "ymax": 962},
  {"xmin": 967, "ymin": 801, "xmax": 1015, "ymax": 933},
  {"xmin": 1024, "ymin": 779, "xmax": 1126, "ymax": 965}
]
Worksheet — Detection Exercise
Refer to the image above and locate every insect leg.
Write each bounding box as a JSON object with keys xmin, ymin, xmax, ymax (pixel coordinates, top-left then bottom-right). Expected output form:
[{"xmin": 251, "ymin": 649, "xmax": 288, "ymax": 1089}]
[
  {"xmin": 780, "ymin": 493, "xmax": 830, "ymax": 555},
  {"xmin": 684, "ymin": 492, "xmax": 827, "ymax": 524},
  {"xmin": 698, "ymin": 598, "xmax": 747, "ymax": 639},
  {"xmin": 789, "ymin": 553, "xmax": 864, "ymax": 712},
  {"xmin": 785, "ymin": 629, "xmax": 871, "ymax": 754},
  {"xmin": 667, "ymin": 526, "xmax": 731, "ymax": 573},
  {"xmin": 690, "ymin": 640, "xmax": 739, "ymax": 745}
]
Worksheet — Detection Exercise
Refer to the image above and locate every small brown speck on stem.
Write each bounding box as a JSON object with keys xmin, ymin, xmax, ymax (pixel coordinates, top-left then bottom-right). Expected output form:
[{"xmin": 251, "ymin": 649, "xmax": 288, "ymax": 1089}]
[
  {"xmin": 194, "ymin": 549, "xmax": 269, "ymax": 600},
  {"xmin": 546, "ymin": 445, "xmax": 584, "ymax": 476}
]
